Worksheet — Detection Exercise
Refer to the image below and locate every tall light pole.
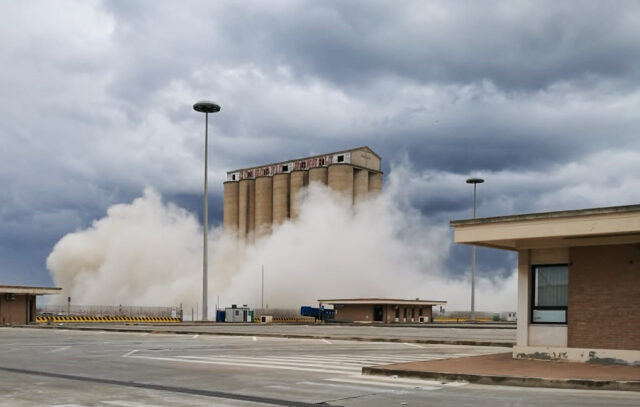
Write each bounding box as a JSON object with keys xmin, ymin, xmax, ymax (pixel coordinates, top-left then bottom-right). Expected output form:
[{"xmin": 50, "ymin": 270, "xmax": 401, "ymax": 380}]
[
  {"xmin": 193, "ymin": 100, "xmax": 221, "ymax": 321},
  {"xmin": 466, "ymin": 177, "xmax": 484, "ymax": 321}
]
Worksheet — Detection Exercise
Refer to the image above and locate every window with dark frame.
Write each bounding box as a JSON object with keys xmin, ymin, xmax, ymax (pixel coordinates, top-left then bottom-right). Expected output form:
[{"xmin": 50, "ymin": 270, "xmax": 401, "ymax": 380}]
[
  {"xmin": 531, "ymin": 264, "xmax": 568, "ymax": 324},
  {"xmin": 337, "ymin": 155, "xmax": 344, "ymax": 163}
]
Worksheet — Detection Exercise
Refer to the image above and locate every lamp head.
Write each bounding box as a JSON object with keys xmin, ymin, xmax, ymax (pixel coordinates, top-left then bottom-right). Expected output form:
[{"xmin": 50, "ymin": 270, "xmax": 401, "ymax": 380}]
[
  {"xmin": 193, "ymin": 101, "xmax": 221, "ymax": 113},
  {"xmin": 466, "ymin": 178, "xmax": 484, "ymax": 184}
]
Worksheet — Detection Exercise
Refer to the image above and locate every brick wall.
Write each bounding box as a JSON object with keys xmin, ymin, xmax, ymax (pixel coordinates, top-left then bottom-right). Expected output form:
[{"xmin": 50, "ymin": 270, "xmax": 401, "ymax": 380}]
[
  {"xmin": 568, "ymin": 244, "xmax": 640, "ymax": 350},
  {"xmin": 0, "ymin": 294, "xmax": 29, "ymax": 324},
  {"xmin": 334, "ymin": 304, "xmax": 373, "ymax": 322}
]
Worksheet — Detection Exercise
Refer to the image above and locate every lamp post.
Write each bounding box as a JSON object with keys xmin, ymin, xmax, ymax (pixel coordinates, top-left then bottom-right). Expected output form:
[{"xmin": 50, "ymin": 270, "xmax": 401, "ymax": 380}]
[
  {"xmin": 466, "ymin": 177, "xmax": 484, "ymax": 321},
  {"xmin": 193, "ymin": 100, "xmax": 221, "ymax": 321}
]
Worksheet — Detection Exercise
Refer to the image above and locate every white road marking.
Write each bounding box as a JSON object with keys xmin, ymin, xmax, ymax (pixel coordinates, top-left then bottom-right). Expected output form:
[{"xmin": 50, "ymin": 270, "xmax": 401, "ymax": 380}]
[
  {"xmin": 178, "ymin": 355, "xmax": 361, "ymax": 373},
  {"xmin": 127, "ymin": 355, "xmax": 358, "ymax": 374},
  {"xmin": 122, "ymin": 349, "xmax": 139, "ymax": 358},
  {"xmin": 322, "ymin": 339, "xmax": 332, "ymax": 344},
  {"xmin": 140, "ymin": 333, "xmax": 149, "ymax": 337},
  {"xmin": 403, "ymin": 342, "xmax": 423, "ymax": 348},
  {"xmin": 51, "ymin": 346, "xmax": 71, "ymax": 353},
  {"xmin": 324, "ymin": 378, "xmax": 441, "ymax": 390},
  {"xmin": 252, "ymin": 336, "xmax": 257, "ymax": 341},
  {"xmin": 192, "ymin": 334, "xmax": 199, "ymax": 339}
]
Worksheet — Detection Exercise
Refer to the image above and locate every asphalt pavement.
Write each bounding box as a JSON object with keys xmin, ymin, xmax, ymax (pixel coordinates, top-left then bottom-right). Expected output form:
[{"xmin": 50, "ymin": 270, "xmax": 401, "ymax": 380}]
[
  {"xmin": 29, "ymin": 322, "xmax": 516, "ymax": 346},
  {"xmin": 2, "ymin": 327, "xmax": 639, "ymax": 406}
]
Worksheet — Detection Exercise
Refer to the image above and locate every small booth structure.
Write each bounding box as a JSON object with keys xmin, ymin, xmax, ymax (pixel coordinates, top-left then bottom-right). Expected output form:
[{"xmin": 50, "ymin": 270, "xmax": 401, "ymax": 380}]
[
  {"xmin": 451, "ymin": 204, "xmax": 640, "ymax": 365},
  {"xmin": 222, "ymin": 305, "xmax": 253, "ymax": 323},
  {"xmin": 318, "ymin": 298, "xmax": 447, "ymax": 324},
  {"xmin": 0, "ymin": 285, "xmax": 61, "ymax": 325}
]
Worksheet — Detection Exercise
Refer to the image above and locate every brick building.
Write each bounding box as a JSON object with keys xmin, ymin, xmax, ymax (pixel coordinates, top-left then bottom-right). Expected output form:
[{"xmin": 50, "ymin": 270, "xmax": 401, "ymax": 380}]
[
  {"xmin": 0, "ymin": 285, "xmax": 61, "ymax": 324},
  {"xmin": 318, "ymin": 298, "xmax": 447, "ymax": 323},
  {"xmin": 451, "ymin": 204, "xmax": 640, "ymax": 365}
]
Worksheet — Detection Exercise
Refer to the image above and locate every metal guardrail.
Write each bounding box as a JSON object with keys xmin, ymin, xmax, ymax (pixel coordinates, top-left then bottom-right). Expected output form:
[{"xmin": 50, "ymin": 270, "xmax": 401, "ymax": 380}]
[{"xmin": 37, "ymin": 304, "xmax": 181, "ymax": 320}]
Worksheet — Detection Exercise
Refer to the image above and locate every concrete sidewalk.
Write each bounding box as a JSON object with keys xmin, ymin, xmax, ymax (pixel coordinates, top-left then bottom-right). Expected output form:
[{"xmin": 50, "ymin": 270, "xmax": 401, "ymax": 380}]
[{"xmin": 363, "ymin": 352, "xmax": 640, "ymax": 391}]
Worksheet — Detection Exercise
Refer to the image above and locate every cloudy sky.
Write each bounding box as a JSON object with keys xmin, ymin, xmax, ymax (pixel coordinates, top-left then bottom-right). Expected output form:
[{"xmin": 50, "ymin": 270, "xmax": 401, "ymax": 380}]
[{"xmin": 2, "ymin": 0, "xmax": 640, "ymax": 289}]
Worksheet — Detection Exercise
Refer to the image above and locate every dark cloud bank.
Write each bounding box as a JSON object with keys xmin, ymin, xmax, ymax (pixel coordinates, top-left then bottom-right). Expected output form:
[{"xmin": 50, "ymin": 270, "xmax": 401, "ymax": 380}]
[{"xmin": 1, "ymin": 1, "xmax": 640, "ymax": 304}]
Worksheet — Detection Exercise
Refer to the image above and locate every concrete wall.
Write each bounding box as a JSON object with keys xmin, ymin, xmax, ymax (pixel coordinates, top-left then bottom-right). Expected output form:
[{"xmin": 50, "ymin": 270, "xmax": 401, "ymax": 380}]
[
  {"xmin": 350, "ymin": 149, "xmax": 381, "ymax": 171},
  {"xmin": 0, "ymin": 294, "xmax": 31, "ymax": 324},
  {"xmin": 308, "ymin": 167, "xmax": 328, "ymax": 185},
  {"xmin": 568, "ymin": 244, "xmax": 640, "ymax": 350}
]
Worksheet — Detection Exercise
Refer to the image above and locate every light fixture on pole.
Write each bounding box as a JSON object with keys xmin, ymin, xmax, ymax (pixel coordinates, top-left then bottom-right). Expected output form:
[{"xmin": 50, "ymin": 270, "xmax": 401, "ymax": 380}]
[
  {"xmin": 466, "ymin": 177, "xmax": 484, "ymax": 321},
  {"xmin": 193, "ymin": 100, "xmax": 221, "ymax": 321}
]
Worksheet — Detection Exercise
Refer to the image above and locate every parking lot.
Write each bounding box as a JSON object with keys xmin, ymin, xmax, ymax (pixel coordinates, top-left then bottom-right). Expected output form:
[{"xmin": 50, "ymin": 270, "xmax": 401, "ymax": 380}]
[{"xmin": 1, "ymin": 327, "xmax": 638, "ymax": 406}]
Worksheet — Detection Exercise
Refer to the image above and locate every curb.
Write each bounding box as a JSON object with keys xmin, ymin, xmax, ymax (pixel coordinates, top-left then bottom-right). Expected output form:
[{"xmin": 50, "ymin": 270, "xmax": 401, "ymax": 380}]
[
  {"xmin": 362, "ymin": 366, "xmax": 640, "ymax": 392},
  {"xmin": 15, "ymin": 325, "xmax": 514, "ymax": 348}
]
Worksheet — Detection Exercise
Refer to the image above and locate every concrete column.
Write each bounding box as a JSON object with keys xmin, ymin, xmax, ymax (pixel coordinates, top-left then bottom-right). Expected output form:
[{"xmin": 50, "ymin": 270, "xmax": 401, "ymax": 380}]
[
  {"xmin": 328, "ymin": 164, "xmax": 354, "ymax": 203},
  {"xmin": 223, "ymin": 181, "xmax": 239, "ymax": 232},
  {"xmin": 255, "ymin": 176, "xmax": 273, "ymax": 236},
  {"xmin": 353, "ymin": 168, "xmax": 369, "ymax": 204},
  {"xmin": 289, "ymin": 170, "xmax": 308, "ymax": 220},
  {"xmin": 272, "ymin": 173, "xmax": 290, "ymax": 225},
  {"xmin": 517, "ymin": 249, "xmax": 530, "ymax": 348}
]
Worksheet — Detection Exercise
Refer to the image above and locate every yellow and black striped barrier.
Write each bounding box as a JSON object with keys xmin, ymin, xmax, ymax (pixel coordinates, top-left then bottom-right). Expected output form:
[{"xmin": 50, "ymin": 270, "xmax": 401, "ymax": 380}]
[
  {"xmin": 433, "ymin": 317, "xmax": 494, "ymax": 322},
  {"xmin": 36, "ymin": 316, "xmax": 181, "ymax": 323}
]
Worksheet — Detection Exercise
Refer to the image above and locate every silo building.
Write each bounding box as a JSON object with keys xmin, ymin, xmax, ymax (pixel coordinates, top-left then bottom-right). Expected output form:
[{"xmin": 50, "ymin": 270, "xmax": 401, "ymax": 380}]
[{"xmin": 223, "ymin": 146, "xmax": 383, "ymax": 239}]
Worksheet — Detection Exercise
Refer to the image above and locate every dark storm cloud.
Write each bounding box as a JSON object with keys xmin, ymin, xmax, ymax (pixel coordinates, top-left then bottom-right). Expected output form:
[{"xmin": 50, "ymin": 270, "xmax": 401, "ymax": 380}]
[{"xmin": 1, "ymin": 0, "xmax": 640, "ymax": 288}]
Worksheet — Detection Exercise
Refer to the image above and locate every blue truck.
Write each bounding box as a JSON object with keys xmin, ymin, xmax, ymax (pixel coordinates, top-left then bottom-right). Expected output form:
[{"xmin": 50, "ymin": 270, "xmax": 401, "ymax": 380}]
[{"xmin": 300, "ymin": 306, "xmax": 335, "ymax": 321}]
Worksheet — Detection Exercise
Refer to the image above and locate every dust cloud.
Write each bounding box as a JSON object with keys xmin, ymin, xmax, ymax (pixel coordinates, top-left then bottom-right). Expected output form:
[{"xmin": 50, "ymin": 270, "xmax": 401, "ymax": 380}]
[{"xmin": 46, "ymin": 171, "xmax": 516, "ymax": 315}]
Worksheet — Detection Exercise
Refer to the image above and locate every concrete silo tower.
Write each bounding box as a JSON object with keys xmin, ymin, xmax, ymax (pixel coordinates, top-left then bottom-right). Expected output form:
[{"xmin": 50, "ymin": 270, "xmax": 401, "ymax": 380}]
[{"xmin": 222, "ymin": 146, "xmax": 383, "ymax": 239}]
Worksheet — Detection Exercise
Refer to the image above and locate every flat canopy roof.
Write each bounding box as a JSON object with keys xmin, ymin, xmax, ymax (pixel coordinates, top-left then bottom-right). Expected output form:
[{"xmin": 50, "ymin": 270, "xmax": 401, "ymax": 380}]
[
  {"xmin": 318, "ymin": 298, "xmax": 447, "ymax": 306},
  {"xmin": 0, "ymin": 285, "xmax": 62, "ymax": 295},
  {"xmin": 451, "ymin": 203, "xmax": 640, "ymax": 251}
]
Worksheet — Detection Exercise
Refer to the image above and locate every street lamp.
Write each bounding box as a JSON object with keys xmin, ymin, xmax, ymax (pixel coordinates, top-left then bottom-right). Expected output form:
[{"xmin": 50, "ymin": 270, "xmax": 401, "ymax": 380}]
[
  {"xmin": 466, "ymin": 177, "xmax": 484, "ymax": 321},
  {"xmin": 193, "ymin": 100, "xmax": 221, "ymax": 321}
]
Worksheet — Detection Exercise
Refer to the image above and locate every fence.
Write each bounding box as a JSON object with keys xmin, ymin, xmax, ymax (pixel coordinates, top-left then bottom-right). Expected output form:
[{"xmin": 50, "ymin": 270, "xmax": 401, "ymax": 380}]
[{"xmin": 37, "ymin": 304, "xmax": 182, "ymax": 320}]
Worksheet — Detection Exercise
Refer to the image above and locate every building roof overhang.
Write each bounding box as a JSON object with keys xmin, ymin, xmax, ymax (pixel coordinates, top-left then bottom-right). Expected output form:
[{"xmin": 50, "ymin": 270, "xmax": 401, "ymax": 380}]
[
  {"xmin": 450, "ymin": 204, "xmax": 640, "ymax": 251},
  {"xmin": 0, "ymin": 285, "xmax": 62, "ymax": 295},
  {"xmin": 318, "ymin": 298, "xmax": 447, "ymax": 306}
]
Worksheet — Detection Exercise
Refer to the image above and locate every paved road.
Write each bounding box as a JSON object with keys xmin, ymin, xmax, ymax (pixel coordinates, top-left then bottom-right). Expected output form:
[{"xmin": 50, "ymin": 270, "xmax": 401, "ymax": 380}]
[
  {"xmin": 33, "ymin": 322, "xmax": 516, "ymax": 345},
  {"xmin": 1, "ymin": 328, "xmax": 638, "ymax": 406}
]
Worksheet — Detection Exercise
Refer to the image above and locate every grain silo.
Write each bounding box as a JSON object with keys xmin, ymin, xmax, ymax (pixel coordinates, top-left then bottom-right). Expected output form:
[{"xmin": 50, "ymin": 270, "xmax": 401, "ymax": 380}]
[
  {"xmin": 308, "ymin": 167, "xmax": 328, "ymax": 185},
  {"xmin": 353, "ymin": 168, "xmax": 369, "ymax": 204},
  {"xmin": 369, "ymin": 172, "xmax": 383, "ymax": 194},
  {"xmin": 272, "ymin": 173, "xmax": 290, "ymax": 225},
  {"xmin": 223, "ymin": 181, "xmax": 239, "ymax": 231},
  {"xmin": 289, "ymin": 170, "xmax": 308, "ymax": 220},
  {"xmin": 328, "ymin": 164, "xmax": 354, "ymax": 202},
  {"xmin": 255, "ymin": 176, "xmax": 273, "ymax": 235},
  {"xmin": 223, "ymin": 147, "xmax": 383, "ymax": 239}
]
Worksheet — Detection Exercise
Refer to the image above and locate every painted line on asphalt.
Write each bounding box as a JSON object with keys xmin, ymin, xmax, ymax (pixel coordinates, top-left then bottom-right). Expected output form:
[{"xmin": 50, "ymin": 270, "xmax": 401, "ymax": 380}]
[
  {"xmin": 51, "ymin": 346, "xmax": 71, "ymax": 353},
  {"xmin": 404, "ymin": 342, "xmax": 424, "ymax": 348},
  {"xmin": 130, "ymin": 354, "xmax": 359, "ymax": 374},
  {"xmin": 325, "ymin": 377, "xmax": 441, "ymax": 390},
  {"xmin": 0, "ymin": 365, "xmax": 320, "ymax": 407},
  {"xmin": 122, "ymin": 350, "xmax": 139, "ymax": 358},
  {"xmin": 322, "ymin": 339, "xmax": 332, "ymax": 344},
  {"xmin": 253, "ymin": 336, "xmax": 257, "ymax": 341},
  {"xmin": 192, "ymin": 335, "xmax": 199, "ymax": 339}
]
